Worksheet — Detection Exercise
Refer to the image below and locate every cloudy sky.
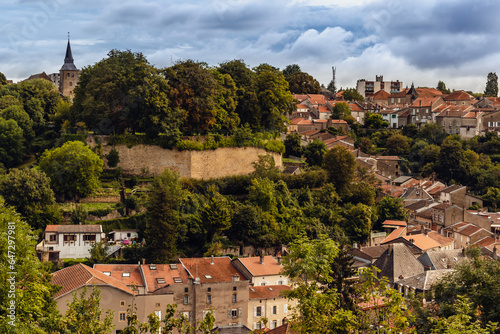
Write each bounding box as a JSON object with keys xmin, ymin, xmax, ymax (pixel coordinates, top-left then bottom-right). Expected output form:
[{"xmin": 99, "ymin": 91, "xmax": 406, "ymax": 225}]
[{"xmin": 1, "ymin": 0, "xmax": 499, "ymax": 92}]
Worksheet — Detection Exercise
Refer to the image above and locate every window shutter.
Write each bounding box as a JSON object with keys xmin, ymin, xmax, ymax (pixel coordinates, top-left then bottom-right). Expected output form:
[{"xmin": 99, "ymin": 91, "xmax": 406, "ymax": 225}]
[
  {"xmin": 228, "ymin": 309, "xmax": 231, "ymax": 319},
  {"xmin": 276, "ymin": 305, "xmax": 278, "ymax": 315},
  {"xmin": 254, "ymin": 307, "xmax": 257, "ymax": 318},
  {"xmin": 239, "ymin": 308, "xmax": 242, "ymax": 316},
  {"xmin": 262, "ymin": 306, "xmax": 265, "ymax": 316}
]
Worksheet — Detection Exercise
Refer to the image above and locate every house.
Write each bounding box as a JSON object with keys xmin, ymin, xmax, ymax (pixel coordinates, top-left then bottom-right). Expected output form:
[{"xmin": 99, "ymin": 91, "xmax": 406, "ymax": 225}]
[
  {"xmin": 109, "ymin": 229, "xmax": 139, "ymax": 244},
  {"xmin": 232, "ymin": 255, "xmax": 288, "ymax": 286},
  {"xmin": 482, "ymin": 110, "xmax": 500, "ymax": 134},
  {"xmin": 372, "ymin": 243, "xmax": 424, "ymax": 283},
  {"xmin": 248, "ymin": 285, "xmax": 295, "ymax": 330},
  {"xmin": 443, "ymin": 222, "xmax": 494, "ymax": 249},
  {"xmin": 382, "ymin": 229, "xmax": 453, "ymax": 254},
  {"xmin": 388, "ymin": 84, "xmax": 442, "ymax": 105},
  {"xmin": 429, "ymin": 203, "xmax": 464, "ymax": 232},
  {"xmin": 349, "ymin": 245, "xmax": 389, "ymax": 265},
  {"xmin": 37, "ymin": 224, "xmax": 104, "ymax": 260},
  {"xmin": 51, "ymin": 263, "xmax": 162, "ymax": 332},
  {"xmin": 375, "ymin": 156, "xmax": 401, "ymax": 179},
  {"xmin": 369, "ymin": 89, "xmax": 391, "ymax": 106},
  {"xmin": 408, "ymin": 97, "xmax": 446, "ymax": 128},
  {"xmin": 394, "ymin": 269, "xmax": 453, "ymax": 296},
  {"xmin": 417, "ymin": 249, "xmax": 467, "ymax": 270},
  {"xmin": 178, "ymin": 257, "xmax": 250, "ymax": 328},
  {"xmin": 443, "ymin": 90, "xmax": 474, "ymax": 106},
  {"xmin": 438, "ymin": 185, "xmax": 467, "ymax": 207},
  {"xmin": 435, "ymin": 106, "xmax": 482, "ymax": 138},
  {"xmin": 323, "ymin": 135, "xmax": 355, "ymax": 150}
]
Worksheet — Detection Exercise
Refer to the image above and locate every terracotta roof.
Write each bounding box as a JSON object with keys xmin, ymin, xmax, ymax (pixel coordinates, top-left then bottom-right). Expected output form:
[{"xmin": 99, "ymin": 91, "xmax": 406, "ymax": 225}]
[
  {"xmin": 306, "ymin": 94, "xmax": 326, "ymax": 105},
  {"xmin": 417, "ymin": 88, "xmax": 443, "ymax": 96},
  {"xmin": 416, "ymin": 209, "xmax": 433, "ymax": 219},
  {"xmin": 437, "ymin": 105, "xmax": 473, "ymax": 117},
  {"xmin": 45, "ymin": 225, "xmax": 102, "ymax": 233},
  {"xmin": 426, "ymin": 231, "xmax": 454, "ymax": 247},
  {"xmin": 330, "ymin": 119, "xmax": 347, "ymax": 124},
  {"xmin": 402, "ymin": 234, "xmax": 441, "ymax": 251},
  {"xmin": 249, "ymin": 285, "xmax": 291, "ymax": 299},
  {"xmin": 317, "ymin": 106, "xmax": 329, "ymax": 113},
  {"xmin": 289, "ymin": 118, "xmax": 313, "ymax": 125},
  {"xmin": 432, "ymin": 203, "xmax": 453, "ymax": 210},
  {"xmin": 444, "ymin": 90, "xmax": 473, "ymax": 101},
  {"xmin": 474, "ymin": 237, "xmax": 496, "ymax": 247},
  {"xmin": 296, "ymin": 104, "xmax": 309, "ymax": 109},
  {"xmin": 405, "ymin": 200, "xmax": 432, "ymax": 211},
  {"xmin": 382, "ymin": 220, "xmax": 407, "ymax": 227},
  {"xmin": 293, "ymin": 94, "xmax": 308, "ymax": 102},
  {"xmin": 348, "ymin": 103, "xmax": 364, "ymax": 112},
  {"xmin": 142, "ymin": 263, "xmax": 190, "ymax": 292},
  {"xmin": 180, "ymin": 257, "xmax": 247, "ymax": 283},
  {"xmin": 93, "ymin": 264, "xmax": 144, "ymax": 287},
  {"xmin": 376, "ymin": 156, "xmax": 401, "ymax": 161},
  {"xmin": 411, "ymin": 97, "xmax": 441, "ymax": 107},
  {"xmin": 372, "ymin": 90, "xmax": 391, "ymax": 100},
  {"xmin": 52, "ymin": 263, "xmax": 136, "ymax": 299},
  {"xmin": 381, "ymin": 227, "xmax": 406, "ymax": 244},
  {"xmin": 234, "ymin": 256, "xmax": 283, "ymax": 277},
  {"xmin": 299, "ymin": 129, "xmax": 321, "ymax": 136},
  {"xmin": 265, "ymin": 323, "xmax": 294, "ymax": 334}
]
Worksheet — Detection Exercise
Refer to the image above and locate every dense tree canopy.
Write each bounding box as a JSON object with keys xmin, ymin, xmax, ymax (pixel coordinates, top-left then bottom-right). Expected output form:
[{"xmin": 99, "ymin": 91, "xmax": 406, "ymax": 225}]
[
  {"xmin": 484, "ymin": 72, "xmax": 498, "ymax": 97},
  {"xmin": 39, "ymin": 141, "xmax": 103, "ymax": 200},
  {"xmin": 342, "ymin": 88, "xmax": 364, "ymax": 102},
  {"xmin": 286, "ymin": 72, "xmax": 321, "ymax": 94},
  {"xmin": 323, "ymin": 146, "xmax": 356, "ymax": 192},
  {"xmin": 0, "ymin": 117, "xmax": 25, "ymax": 168}
]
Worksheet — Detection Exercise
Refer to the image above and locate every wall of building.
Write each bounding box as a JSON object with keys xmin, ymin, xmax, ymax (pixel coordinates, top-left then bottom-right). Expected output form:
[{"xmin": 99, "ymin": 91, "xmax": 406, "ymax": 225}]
[
  {"xmin": 45, "ymin": 231, "xmax": 102, "ymax": 259},
  {"xmin": 90, "ymin": 136, "xmax": 282, "ymax": 179},
  {"xmin": 248, "ymin": 297, "xmax": 295, "ymax": 330}
]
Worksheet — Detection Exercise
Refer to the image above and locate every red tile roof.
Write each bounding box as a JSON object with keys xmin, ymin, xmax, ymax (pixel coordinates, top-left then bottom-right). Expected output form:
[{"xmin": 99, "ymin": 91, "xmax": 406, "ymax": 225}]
[
  {"xmin": 141, "ymin": 263, "xmax": 189, "ymax": 292},
  {"xmin": 52, "ymin": 263, "xmax": 136, "ymax": 299},
  {"xmin": 372, "ymin": 90, "xmax": 391, "ymax": 100},
  {"xmin": 402, "ymin": 234, "xmax": 441, "ymax": 251},
  {"xmin": 265, "ymin": 323, "xmax": 294, "ymax": 334},
  {"xmin": 317, "ymin": 106, "xmax": 329, "ymax": 113},
  {"xmin": 348, "ymin": 103, "xmax": 364, "ymax": 112},
  {"xmin": 180, "ymin": 257, "xmax": 247, "ymax": 283},
  {"xmin": 411, "ymin": 97, "xmax": 442, "ymax": 107},
  {"xmin": 45, "ymin": 225, "xmax": 102, "ymax": 233},
  {"xmin": 306, "ymin": 94, "xmax": 326, "ymax": 106},
  {"xmin": 330, "ymin": 119, "xmax": 347, "ymax": 124},
  {"xmin": 249, "ymin": 285, "xmax": 291, "ymax": 299},
  {"xmin": 426, "ymin": 231, "xmax": 454, "ymax": 246},
  {"xmin": 376, "ymin": 156, "xmax": 401, "ymax": 161},
  {"xmin": 235, "ymin": 256, "xmax": 284, "ymax": 277},
  {"xmin": 382, "ymin": 220, "xmax": 407, "ymax": 227},
  {"xmin": 381, "ymin": 227, "xmax": 406, "ymax": 244},
  {"xmin": 93, "ymin": 264, "xmax": 144, "ymax": 287},
  {"xmin": 444, "ymin": 90, "xmax": 473, "ymax": 101}
]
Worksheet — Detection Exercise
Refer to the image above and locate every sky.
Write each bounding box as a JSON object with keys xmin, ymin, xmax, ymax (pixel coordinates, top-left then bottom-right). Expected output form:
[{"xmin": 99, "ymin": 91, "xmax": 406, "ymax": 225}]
[{"xmin": 1, "ymin": 0, "xmax": 499, "ymax": 93}]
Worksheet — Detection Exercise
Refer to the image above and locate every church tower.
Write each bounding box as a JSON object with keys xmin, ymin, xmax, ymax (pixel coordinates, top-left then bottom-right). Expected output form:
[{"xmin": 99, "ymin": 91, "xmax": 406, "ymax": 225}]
[{"xmin": 59, "ymin": 34, "xmax": 80, "ymax": 98}]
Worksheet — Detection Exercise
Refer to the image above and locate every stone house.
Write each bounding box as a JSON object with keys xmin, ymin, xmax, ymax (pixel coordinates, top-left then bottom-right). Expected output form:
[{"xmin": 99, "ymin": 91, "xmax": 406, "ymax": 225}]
[
  {"xmin": 435, "ymin": 106, "xmax": 482, "ymax": 138},
  {"xmin": 443, "ymin": 222, "xmax": 493, "ymax": 249},
  {"xmin": 248, "ymin": 285, "xmax": 295, "ymax": 331},
  {"xmin": 482, "ymin": 110, "xmax": 500, "ymax": 134},
  {"xmin": 232, "ymin": 255, "xmax": 288, "ymax": 287},
  {"xmin": 408, "ymin": 97, "xmax": 446, "ymax": 128},
  {"xmin": 443, "ymin": 90, "xmax": 474, "ymax": 106}
]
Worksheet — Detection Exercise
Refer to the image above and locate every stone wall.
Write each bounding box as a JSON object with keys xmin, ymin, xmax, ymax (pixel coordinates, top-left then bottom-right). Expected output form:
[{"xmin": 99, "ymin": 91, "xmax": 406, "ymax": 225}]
[{"xmin": 89, "ymin": 136, "xmax": 282, "ymax": 179}]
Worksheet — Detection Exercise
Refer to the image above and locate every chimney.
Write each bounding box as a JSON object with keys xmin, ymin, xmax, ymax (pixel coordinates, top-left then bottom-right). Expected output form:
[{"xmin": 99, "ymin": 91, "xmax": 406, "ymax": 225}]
[
  {"xmin": 493, "ymin": 246, "xmax": 498, "ymax": 261},
  {"xmin": 211, "ymin": 255, "xmax": 214, "ymax": 265},
  {"xmin": 232, "ymin": 275, "xmax": 240, "ymax": 282},
  {"xmin": 142, "ymin": 258, "xmax": 145, "ymax": 265},
  {"xmin": 260, "ymin": 255, "xmax": 264, "ymax": 264},
  {"xmin": 277, "ymin": 256, "xmax": 282, "ymax": 265},
  {"xmin": 424, "ymin": 265, "xmax": 431, "ymax": 271}
]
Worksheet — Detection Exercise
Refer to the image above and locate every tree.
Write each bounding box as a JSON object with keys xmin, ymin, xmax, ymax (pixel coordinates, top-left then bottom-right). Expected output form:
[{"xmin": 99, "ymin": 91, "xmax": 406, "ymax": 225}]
[
  {"xmin": 364, "ymin": 111, "xmax": 389, "ymax": 129},
  {"xmin": 323, "ymin": 146, "xmax": 356, "ymax": 192},
  {"xmin": 284, "ymin": 132, "xmax": 303, "ymax": 157},
  {"xmin": 1, "ymin": 105, "xmax": 35, "ymax": 143},
  {"xmin": 88, "ymin": 241, "xmax": 111, "ymax": 265},
  {"xmin": 342, "ymin": 88, "xmax": 364, "ymax": 101},
  {"xmin": 327, "ymin": 79, "xmax": 336, "ymax": 93},
  {"xmin": 356, "ymin": 137, "xmax": 373, "ymax": 154},
  {"xmin": 61, "ymin": 286, "xmax": 114, "ymax": 334},
  {"xmin": 210, "ymin": 69, "xmax": 240, "ymax": 134},
  {"xmin": 248, "ymin": 177, "xmax": 276, "ymax": 212},
  {"xmin": 0, "ymin": 117, "xmax": 25, "ymax": 168},
  {"xmin": 145, "ymin": 170, "xmax": 186, "ymax": 263},
  {"xmin": 435, "ymin": 137, "xmax": 470, "ymax": 184},
  {"xmin": 252, "ymin": 154, "xmax": 279, "ymax": 178},
  {"xmin": 342, "ymin": 203, "xmax": 372, "ymax": 243},
  {"xmin": 419, "ymin": 122, "xmax": 448, "ymax": 145},
  {"xmin": 282, "ymin": 64, "xmax": 301, "ymax": 78},
  {"xmin": 386, "ymin": 133, "xmax": 411, "ymax": 156},
  {"xmin": 286, "ymin": 72, "xmax": 321, "ymax": 94},
  {"xmin": 374, "ymin": 196, "xmax": 407, "ymax": 230},
  {"xmin": 484, "ymin": 72, "xmax": 498, "ymax": 97},
  {"xmin": 330, "ymin": 102, "xmax": 351, "ymax": 120},
  {"xmin": 437, "ymin": 81, "xmax": 451, "ymax": 94},
  {"xmin": 304, "ymin": 139, "xmax": 327, "ymax": 167},
  {"xmin": 402, "ymin": 123, "xmax": 419, "ymax": 139},
  {"xmin": 0, "ymin": 197, "xmax": 62, "ymax": 333},
  {"xmin": 105, "ymin": 147, "xmax": 120, "ymax": 168},
  {"xmin": 200, "ymin": 194, "xmax": 232, "ymax": 243},
  {"xmin": 483, "ymin": 187, "xmax": 500, "ymax": 211},
  {"xmin": 39, "ymin": 141, "xmax": 103, "ymax": 201},
  {"xmin": 254, "ymin": 64, "xmax": 296, "ymax": 131},
  {"xmin": 73, "ymin": 49, "xmax": 183, "ymax": 138},
  {"xmin": 0, "ymin": 168, "xmax": 61, "ymax": 230},
  {"xmin": 0, "ymin": 72, "xmax": 7, "ymax": 86}
]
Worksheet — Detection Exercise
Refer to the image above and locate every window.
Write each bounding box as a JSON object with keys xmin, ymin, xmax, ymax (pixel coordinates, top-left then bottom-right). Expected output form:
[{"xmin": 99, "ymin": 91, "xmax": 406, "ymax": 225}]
[
  {"xmin": 119, "ymin": 312, "xmax": 126, "ymax": 322},
  {"xmin": 156, "ymin": 278, "xmax": 165, "ymax": 284},
  {"xmin": 71, "ymin": 73, "xmax": 74, "ymax": 77},
  {"xmin": 456, "ymin": 128, "xmax": 460, "ymax": 134},
  {"xmin": 49, "ymin": 234, "xmax": 56, "ymax": 242},
  {"xmin": 155, "ymin": 303, "xmax": 160, "ymax": 307},
  {"xmin": 182, "ymin": 312, "xmax": 190, "ymax": 320},
  {"xmin": 173, "ymin": 277, "xmax": 182, "ymax": 283},
  {"xmin": 260, "ymin": 282, "xmax": 267, "ymax": 286},
  {"xmin": 207, "ymin": 287, "xmax": 211, "ymax": 292},
  {"xmin": 149, "ymin": 264, "xmax": 156, "ymax": 270},
  {"xmin": 83, "ymin": 234, "xmax": 96, "ymax": 241},
  {"xmin": 284, "ymin": 304, "xmax": 288, "ymax": 313},
  {"xmin": 67, "ymin": 73, "xmax": 70, "ymax": 77},
  {"xmin": 231, "ymin": 309, "xmax": 238, "ymax": 318},
  {"xmin": 207, "ymin": 295, "xmax": 212, "ymax": 304},
  {"xmin": 184, "ymin": 287, "xmax": 189, "ymax": 293},
  {"xmin": 103, "ymin": 271, "xmax": 111, "ymax": 276},
  {"xmin": 122, "ymin": 272, "xmax": 130, "ymax": 277},
  {"xmin": 127, "ymin": 233, "xmax": 131, "ymax": 237},
  {"xmin": 271, "ymin": 305, "xmax": 278, "ymax": 315},
  {"xmin": 204, "ymin": 275, "xmax": 213, "ymax": 279},
  {"xmin": 233, "ymin": 286, "xmax": 237, "ymax": 291},
  {"xmin": 63, "ymin": 234, "xmax": 76, "ymax": 242},
  {"xmin": 255, "ymin": 306, "xmax": 262, "ymax": 317},
  {"xmin": 232, "ymin": 293, "xmax": 237, "ymax": 303},
  {"xmin": 69, "ymin": 82, "xmax": 72, "ymax": 86},
  {"xmin": 184, "ymin": 295, "xmax": 189, "ymax": 304},
  {"xmin": 270, "ymin": 320, "xmax": 277, "ymax": 329},
  {"xmin": 254, "ymin": 323, "xmax": 262, "ymax": 330},
  {"xmin": 120, "ymin": 300, "xmax": 125, "ymax": 307}
]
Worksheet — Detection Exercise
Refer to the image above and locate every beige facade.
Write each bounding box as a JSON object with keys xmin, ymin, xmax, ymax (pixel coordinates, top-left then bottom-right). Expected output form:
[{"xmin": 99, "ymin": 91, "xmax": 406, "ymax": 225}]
[
  {"xmin": 356, "ymin": 76, "xmax": 403, "ymax": 99},
  {"xmin": 232, "ymin": 255, "xmax": 288, "ymax": 286},
  {"xmin": 247, "ymin": 285, "xmax": 296, "ymax": 331}
]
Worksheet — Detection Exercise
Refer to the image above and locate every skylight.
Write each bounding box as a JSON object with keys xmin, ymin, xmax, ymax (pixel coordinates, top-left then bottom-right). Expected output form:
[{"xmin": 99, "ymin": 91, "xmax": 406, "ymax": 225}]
[
  {"xmin": 103, "ymin": 272, "xmax": 110, "ymax": 276},
  {"xmin": 149, "ymin": 264, "xmax": 157, "ymax": 270},
  {"xmin": 173, "ymin": 277, "xmax": 182, "ymax": 283},
  {"xmin": 170, "ymin": 264, "xmax": 177, "ymax": 270},
  {"xmin": 205, "ymin": 275, "xmax": 213, "ymax": 279},
  {"xmin": 157, "ymin": 278, "xmax": 165, "ymax": 284},
  {"xmin": 122, "ymin": 272, "xmax": 130, "ymax": 277}
]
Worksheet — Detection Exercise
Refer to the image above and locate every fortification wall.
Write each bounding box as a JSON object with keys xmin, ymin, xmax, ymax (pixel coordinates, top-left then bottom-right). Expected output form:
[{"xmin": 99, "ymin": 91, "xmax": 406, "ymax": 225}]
[{"xmin": 89, "ymin": 136, "xmax": 282, "ymax": 179}]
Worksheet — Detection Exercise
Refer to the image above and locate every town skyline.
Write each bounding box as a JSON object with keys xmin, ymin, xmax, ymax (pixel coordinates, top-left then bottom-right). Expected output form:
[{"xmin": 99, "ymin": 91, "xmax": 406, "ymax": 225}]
[{"xmin": 1, "ymin": 0, "xmax": 499, "ymax": 93}]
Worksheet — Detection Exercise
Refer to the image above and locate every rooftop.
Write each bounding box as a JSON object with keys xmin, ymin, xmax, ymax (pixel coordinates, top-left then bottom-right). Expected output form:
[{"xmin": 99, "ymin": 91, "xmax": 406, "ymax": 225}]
[{"xmin": 180, "ymin": 257, "xmax": 247, "ymax": 283}]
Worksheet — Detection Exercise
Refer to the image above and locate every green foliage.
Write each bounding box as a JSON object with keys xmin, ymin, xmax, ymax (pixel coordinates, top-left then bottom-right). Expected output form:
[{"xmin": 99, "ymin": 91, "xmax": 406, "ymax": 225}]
[
  {"xmin": 304, "ymin": 139, "xmax": 327, "ymax": 166},
  {"xmin": 435, "ymin": 136, "xmax": 470, "ymax": 184},
  {"xmin": 0, "ymin": 168, "xmax": 60, "ymax": 230},
  {"xmin": 323, "ymin": 146, "xmax": 356, "ymax": 192},
  {"xmin": 61, "ymin": 286, "xmax": 114, "ymax": 333},
  {"xmin": 342, "ymin": 88, "xmax": 364, "ymax": 102},
  {"xmin": 105, "ymin": 147, "xmax": 120, "ymax": 168},
  {"xmin": 386, "ymin": 133, "xmax": 411, "ymax": 156},
  {"xmin": 374, "ymin": 196, "xmax": 407, "ymax": 230},
  {"xmin": 200, "ymin": 193, "xmax": 232, "ymax": 242},
  {"xmin": 284, "ymin": 132, "xmax": 303, "ymax": 157},
  {"xmin": 287, "ymin": 72, "xmax": 321, "ymax": 94},
  {"xmin": 327, "ymin": 79, "xmax": 336, "ymax": 93},
  {"xmin": 364, "ymin": 111, "xmax": 389, "ymax": 129},
  {"xmin": 0, "ymin": 198, "xmax": 61, "ymax": 333},
  {"xmin": 248, "ymin": 177, "xmax": 277, "ymax": 212},
  {"xmin": 484, "ymin": 72, "xmax": 498, "ymax": 97},
  {"xmin": 282, "ymin": 64, "xmax": 301, "ymax": 78},
  {"xmin": 0, "ymin": 117, "xmax": 25, "ymax": 168},
  {"xmin": 342, "ymin": 203, "xmax": 372, "ymax": 243},
  {"xmin": 437, "ymin": 81, "xmax": 451, "ymax": 94},
  {"xmin": 252, "ymin": 154, "xmax": 279, "ymax": 178},
  {"xmin": 419, "ymin": 123, "xmax": 448, "ymax": 145},
  {"xmin": 39, "ymin": 141, "xmax": 103, "ymax": 200},
  {"xmin": 88, "ymin": 241, "xmax": 111, "ymax": 265},
  {"xmin": 145, "ymin": 170, "xmax": 186, "ymax": 263},
  {"xmin": 1, "ymin": 105, "xmax": 35, "ymax": 143},
  {"xmin": 331, "ymin": 102, "xmax": 351, "ymax": 120},
  {"xmin": 483, "ymin": 187, "xmax": 500, "ymax": 210},
  {"xmin": 0, "ymin": 72, "xmax": 7, "ymax": 86},
  {"xmin": 356, "ymin": 137, "xmax": 374, "ymax": 154}
]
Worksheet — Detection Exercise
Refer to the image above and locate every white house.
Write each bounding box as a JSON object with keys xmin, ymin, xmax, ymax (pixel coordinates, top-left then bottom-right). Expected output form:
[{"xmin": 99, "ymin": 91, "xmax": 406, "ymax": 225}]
[
  {"xmin": 109, "ymin": 229, "xmax": 139, "ymax": 243},
  {"xmin": 37, "ymin": 225, "xmax": 104, "ymax": 260}
]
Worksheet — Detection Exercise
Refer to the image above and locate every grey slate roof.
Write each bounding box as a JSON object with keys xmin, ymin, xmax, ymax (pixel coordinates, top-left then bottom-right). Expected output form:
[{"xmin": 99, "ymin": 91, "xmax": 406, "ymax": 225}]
[
  {"xmin": 373, "ymin": 243, "xmax": 424, "ymax": 282},
  {"xmin": 396, "ymin": 269, "xmax": 453, "ymax": 291},
  {"xmin": 417, "ymin": 249, "xmax": 467, "ymax": 270},
  {"xmin": 60, "ymin": 39, "xmax": 78, "ymax": 71},
  {"xmin": 214, "ymin": 325, "xmax": 252, "ymax": 334}
]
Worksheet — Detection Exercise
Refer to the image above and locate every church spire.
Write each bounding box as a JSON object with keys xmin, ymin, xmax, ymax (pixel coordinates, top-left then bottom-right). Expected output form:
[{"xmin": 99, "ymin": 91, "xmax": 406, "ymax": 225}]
[{"xmin": 61, "ymin": 33, "xmax": 77, "ymax": 71}]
